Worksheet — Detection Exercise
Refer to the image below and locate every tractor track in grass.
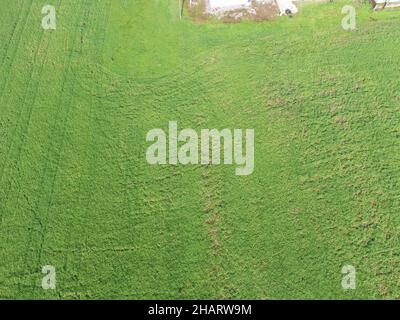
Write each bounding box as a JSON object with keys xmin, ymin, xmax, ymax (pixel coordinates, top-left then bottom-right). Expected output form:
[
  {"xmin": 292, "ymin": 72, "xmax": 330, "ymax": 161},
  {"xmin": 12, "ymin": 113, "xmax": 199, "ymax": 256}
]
[
  {"xmin": 0, "ymin": 1, "xmax": 63, "ymax": 224},
  {"xmin": 0, "ymin": 0, "xmax": 34, "ymax": 102},
  {"xmin": 0, "ymin": 0, "xmax": 28, "ymax": 70},
  {"xmin": 0, "ymin": 0, "xmax": 33, "ymax": 68},
  {"xmin": 200, "ymin": 165, "xmax": 229, "ymax": 298},
  {"xmin": 0, "ymin": 0, "xmax": 35, "ymax": 187},
  {"xmin": 51, "ymin": 0, "xmax": 115, "ymax": 285},
  {"xmin": 0, "ymin": 18, "xmax": 57, "ymax": 253},
  {"xmin": 16, "ymin": 0, "xmax": 93, "ymax": 288},
  {"xmin": 29, "ymin": 0, "xmax": 95, "ymax": 270}
]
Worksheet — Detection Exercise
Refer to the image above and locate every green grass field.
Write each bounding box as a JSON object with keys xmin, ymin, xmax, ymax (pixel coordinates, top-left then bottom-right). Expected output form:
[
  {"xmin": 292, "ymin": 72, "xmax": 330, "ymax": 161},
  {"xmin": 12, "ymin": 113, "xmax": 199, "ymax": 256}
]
[{"xmin": 1, "ymin": 0, "xmax": 400, "ymax": 299}]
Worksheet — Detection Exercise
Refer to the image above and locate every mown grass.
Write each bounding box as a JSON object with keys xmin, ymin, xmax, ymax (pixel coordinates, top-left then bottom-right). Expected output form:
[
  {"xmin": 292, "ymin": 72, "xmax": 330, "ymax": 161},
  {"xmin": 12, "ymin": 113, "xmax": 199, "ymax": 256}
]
[{"xmin": 0, "ymin": 0, "xmax": 400, "ymax": 299}]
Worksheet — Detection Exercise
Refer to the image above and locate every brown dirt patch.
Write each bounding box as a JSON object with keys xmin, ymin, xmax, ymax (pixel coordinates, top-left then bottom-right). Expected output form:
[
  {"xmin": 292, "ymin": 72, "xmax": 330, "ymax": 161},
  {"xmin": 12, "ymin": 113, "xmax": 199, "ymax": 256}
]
[{"xmin": 187, "ymin": 0, "xmax": 279, "ymax": 23}]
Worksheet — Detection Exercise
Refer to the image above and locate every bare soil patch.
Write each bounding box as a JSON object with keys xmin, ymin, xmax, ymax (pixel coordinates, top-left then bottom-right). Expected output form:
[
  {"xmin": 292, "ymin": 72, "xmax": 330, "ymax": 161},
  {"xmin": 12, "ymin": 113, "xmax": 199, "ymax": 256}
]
[{"xmin": 187, "ymin": 0, "xmax": 279, "ymax": 22}]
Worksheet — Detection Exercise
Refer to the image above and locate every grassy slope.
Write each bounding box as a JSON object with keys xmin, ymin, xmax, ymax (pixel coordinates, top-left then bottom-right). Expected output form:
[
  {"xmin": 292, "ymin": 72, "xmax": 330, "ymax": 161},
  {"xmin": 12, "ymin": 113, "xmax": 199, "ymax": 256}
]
[{"xmin": 1, "ymin": 0, "xmax": 400, "ymax": 299}]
